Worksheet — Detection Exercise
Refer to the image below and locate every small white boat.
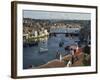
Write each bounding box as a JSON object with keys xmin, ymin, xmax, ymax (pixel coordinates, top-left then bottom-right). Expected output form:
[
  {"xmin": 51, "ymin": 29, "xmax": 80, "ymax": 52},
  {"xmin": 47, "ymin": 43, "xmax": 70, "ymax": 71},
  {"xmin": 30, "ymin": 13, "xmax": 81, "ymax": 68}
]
[{"xmin": 39, "ymin": 47, "xmax": 48, "ymax": 52}]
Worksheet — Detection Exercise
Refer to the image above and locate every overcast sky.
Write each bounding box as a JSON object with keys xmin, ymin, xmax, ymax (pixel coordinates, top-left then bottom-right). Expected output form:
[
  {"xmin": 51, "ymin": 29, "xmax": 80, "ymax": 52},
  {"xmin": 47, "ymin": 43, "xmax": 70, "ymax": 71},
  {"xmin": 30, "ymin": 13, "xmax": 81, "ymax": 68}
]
[{"xmin": 23, "ymin": 10, "xmax": 91, "ymax": 20}]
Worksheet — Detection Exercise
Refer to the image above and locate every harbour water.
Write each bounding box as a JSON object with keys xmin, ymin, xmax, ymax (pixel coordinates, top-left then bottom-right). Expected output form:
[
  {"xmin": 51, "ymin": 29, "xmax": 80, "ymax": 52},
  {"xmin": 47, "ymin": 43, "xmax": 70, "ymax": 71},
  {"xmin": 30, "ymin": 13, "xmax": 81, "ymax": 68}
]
[{"xmin": 23, "ymin": 33, "xmax": 79, "ymax": 69}]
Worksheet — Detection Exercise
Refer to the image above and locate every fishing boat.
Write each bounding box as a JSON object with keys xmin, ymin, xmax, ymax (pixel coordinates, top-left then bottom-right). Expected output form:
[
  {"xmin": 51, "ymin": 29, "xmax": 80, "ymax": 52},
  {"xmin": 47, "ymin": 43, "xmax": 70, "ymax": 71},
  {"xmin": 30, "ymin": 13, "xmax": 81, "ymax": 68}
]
[{"xmin": 39, "ymin": 47, "xmax": 48, "ymax": 52}]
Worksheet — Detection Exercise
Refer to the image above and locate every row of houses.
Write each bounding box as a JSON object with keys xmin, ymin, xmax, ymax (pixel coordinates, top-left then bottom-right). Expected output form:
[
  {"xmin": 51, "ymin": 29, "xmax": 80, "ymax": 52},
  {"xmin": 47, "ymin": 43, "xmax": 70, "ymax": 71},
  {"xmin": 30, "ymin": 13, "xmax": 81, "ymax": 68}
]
[
  {"xmin": 23, "ymin": 19, "xmax": 82, "ymax": 42},
  {"xmin": 50, "ymin": 27, "xmax": 80, "ymax": 34},
  {"xmin": 23, "ymin": 28, "xmax": 49, "ymax": 42},
  {"xmin": 23, "ymin": 26, "xmax": 80, "ymax": 41}
]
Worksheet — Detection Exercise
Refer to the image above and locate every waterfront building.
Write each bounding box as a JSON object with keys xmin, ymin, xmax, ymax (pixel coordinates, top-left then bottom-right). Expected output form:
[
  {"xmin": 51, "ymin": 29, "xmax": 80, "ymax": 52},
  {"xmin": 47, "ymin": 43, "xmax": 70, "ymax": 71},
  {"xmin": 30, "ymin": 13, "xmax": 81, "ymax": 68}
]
[
  {"xmin": 23, "ymin": 33, "xmax": 29, "ymax": 39},
  {"xmin": 44, "ymin": 29, "xmax": 49, "ymax": 35},
  {"xmin": 34, "ymin": 31, "xmax": 38, "ymax": 37},
  {"xmin": 50, "ymin": 23, "xmax": 81, "ymax": 36}
]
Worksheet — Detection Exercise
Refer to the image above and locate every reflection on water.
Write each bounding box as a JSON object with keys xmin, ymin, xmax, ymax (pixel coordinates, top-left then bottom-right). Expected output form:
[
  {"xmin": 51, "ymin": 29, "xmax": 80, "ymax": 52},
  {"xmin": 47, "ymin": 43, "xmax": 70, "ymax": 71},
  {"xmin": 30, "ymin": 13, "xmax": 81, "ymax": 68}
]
[
  {"xmin": 39, "ymin": 37, "xmax": 48, "ymax": 52},
  {"xmin": 23, "ymin": 34, "xmax": 79, "ymax": 69}
]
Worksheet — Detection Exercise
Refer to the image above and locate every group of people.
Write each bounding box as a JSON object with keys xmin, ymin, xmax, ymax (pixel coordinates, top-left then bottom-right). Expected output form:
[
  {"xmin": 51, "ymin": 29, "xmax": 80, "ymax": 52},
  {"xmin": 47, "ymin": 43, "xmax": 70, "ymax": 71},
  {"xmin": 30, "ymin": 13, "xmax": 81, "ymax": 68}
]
[
  {"xmin": 56, "ymin": 42, "xmax": 82, "ymax": 65},
  {"xmin": 70, "ymin": 45, "xmax": 82, "ymax": 64}
]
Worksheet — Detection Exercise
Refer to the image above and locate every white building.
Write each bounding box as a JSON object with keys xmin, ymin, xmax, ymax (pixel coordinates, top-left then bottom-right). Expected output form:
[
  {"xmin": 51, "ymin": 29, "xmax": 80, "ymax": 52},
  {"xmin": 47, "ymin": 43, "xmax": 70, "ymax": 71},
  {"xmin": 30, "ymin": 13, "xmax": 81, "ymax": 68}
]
[{"xmin": 23, "ymin": 33, "xmax": 29, "ymax": 39}]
